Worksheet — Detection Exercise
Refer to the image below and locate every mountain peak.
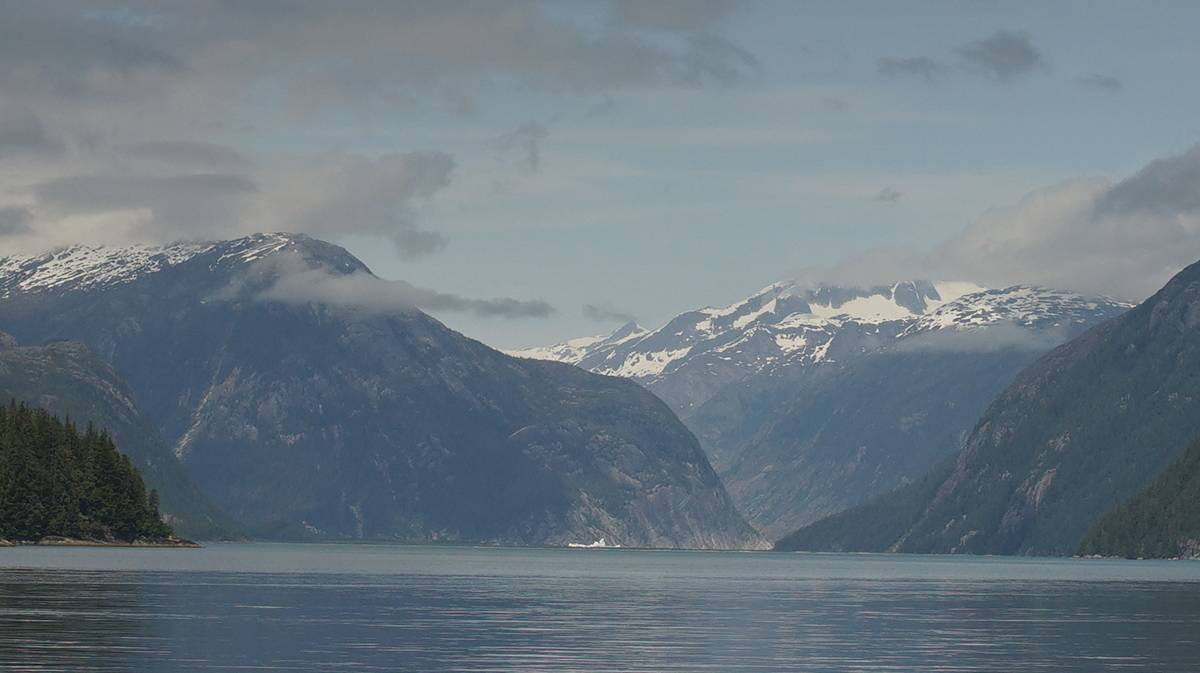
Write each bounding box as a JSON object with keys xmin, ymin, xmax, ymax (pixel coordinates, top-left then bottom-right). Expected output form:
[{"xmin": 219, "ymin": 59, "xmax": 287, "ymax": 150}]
[
  {"xmin": 0, "ymin": 232, "xmax": 369, "ymax": 299},
  {"xmin": 510, "ymin": 278, "xmax": 1128, "ymax": 414}
]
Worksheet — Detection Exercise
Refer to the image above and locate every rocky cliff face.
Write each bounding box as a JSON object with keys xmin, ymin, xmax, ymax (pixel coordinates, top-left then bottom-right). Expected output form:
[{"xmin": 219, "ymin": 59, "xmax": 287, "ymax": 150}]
[
  {"xmin": 0, "ymin": 333, "xmax": 236, "ymax": 539},
  {"xmin": 778, "ymin": 258, "xmax": 1200, "ymax": 555},
  {"xmin": 0, "ymin": 234, "xmax": 763, "ymax": 549}
]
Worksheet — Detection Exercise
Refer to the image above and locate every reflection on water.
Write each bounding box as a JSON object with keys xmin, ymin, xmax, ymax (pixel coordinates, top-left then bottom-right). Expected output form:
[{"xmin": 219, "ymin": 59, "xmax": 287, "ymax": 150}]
[{"xmin": 1, "ymin": 544, "xmax": 1199, "ymax": 672}]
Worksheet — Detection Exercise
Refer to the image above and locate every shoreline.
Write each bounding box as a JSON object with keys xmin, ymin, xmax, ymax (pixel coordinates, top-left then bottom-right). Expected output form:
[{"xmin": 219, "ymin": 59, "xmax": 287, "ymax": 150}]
[{"xmin": 0, "ymin": 536, "xmax": 200, "ymax": 548}]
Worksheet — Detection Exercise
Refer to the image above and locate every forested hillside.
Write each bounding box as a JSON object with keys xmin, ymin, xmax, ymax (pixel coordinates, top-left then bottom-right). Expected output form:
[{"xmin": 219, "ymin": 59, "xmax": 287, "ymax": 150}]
[
  {"xmin": 1079, "ymin": 438, "xmax": 1200, "ymax": 559},
  {"xmin": 0, "ymin": 402, "xmax": 176, "ymax": 543}
]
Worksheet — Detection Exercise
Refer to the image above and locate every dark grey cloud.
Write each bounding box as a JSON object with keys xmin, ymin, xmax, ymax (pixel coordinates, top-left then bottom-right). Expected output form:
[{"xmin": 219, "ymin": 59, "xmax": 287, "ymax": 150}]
[
  {"xmin": 0, "ymin": 1, "xmax": 759, "ymax": 256},
  {"xmin": 0, "ymin": 1, "xmax": 758, "ymax": 109},
  {"xmin": 874, "ymin": 187, "xmax": 902, "ymax": 203},
  {"xmin": 255, "ymin": 264, "xmax": 554, "ymax": 319},
  {"xmin": 0, "ymin": 111, "xmax": 62, "ymax": 158},
  {"xmin": 120, "ymin": 141, "xmax": 249, "ymax": 168},
  {"xmin": 1092, "ymin": 144, "xmax": 1200, "ymax": 218},
  {"xmin": 583, "ymin": 303, "xmax": 638, "ymax": 323},
  {"xmin": 0, "ymin": 3, "xmax": 181, "ymax": 99},
  {"xmin": 1078, "ymin": 74, "xmax": 1122, "ymax": 93},
  {"xmin": 955, "ymin": 31, "xmax": 1045, "ymax": 80},
  {"xmin": 498, "ymin": 122, "xmax": 550, "ymax": 173},
  {"xmin": 877, "ymin": 56, "xmax": 944, "ymax": 81},
  {"xmin": 0, "ymin": 206, "xmax": 33, "ymax": 236}
]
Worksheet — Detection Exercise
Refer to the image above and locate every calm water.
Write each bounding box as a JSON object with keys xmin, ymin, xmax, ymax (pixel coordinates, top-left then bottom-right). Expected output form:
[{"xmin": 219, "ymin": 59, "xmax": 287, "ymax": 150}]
[{"xmin": 1, "ymin": 544, "xmax": 1199, "ymax": 672}]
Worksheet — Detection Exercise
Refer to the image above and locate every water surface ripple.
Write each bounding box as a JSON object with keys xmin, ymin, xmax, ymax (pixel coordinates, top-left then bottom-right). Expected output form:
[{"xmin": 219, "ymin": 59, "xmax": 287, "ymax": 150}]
[{"xmin": 1, "ymin": 544, "xmax": 1198, "ymax": 672}]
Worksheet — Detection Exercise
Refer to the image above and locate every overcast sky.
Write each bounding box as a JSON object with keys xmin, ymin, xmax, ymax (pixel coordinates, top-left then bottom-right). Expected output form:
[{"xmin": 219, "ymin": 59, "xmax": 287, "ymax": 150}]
[{"xmin": 3, "ymin": 1, "xmax": 1200, "ymax": 348}]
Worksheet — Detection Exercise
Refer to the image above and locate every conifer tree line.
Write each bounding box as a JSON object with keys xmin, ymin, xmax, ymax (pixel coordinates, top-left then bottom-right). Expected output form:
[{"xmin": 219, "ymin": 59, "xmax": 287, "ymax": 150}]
[
  {"xmin": 1078, "ymin": 436, "xmax": 1200, "ymax": 559},
  {"xmin": 0, "ymin": 400, "xmax": 174, "ymax": 542}
]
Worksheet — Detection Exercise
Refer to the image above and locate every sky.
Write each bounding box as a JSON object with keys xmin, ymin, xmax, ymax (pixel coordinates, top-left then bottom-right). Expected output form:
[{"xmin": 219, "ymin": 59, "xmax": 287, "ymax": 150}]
[{"xmin": 2, "ymin": 1, "xmax": 1200, "ymax": 348}]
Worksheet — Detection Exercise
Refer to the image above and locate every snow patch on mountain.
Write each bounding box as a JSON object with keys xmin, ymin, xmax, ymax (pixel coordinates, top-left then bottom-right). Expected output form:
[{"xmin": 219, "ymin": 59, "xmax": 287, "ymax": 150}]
[
  {"xmin": 0, "ymin": 233, "xmax": 318, "ymax": 299},
  {"xmin": 506, "ymin": 321, "xmax": 648, "ymax": 364},
  {"xmin": 510, "ymin": 279, "xmax": 1130, "ymax": 415},
  {"xmin": 902, "ymin": 286, "xmax": 1131, "ymax": 337}
]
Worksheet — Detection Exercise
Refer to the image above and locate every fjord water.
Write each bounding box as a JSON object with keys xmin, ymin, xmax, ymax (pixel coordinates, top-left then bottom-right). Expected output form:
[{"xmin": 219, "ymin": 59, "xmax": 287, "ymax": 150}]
[{"xmin": 2, "ymin": 544, "xmax": 1199, "ymax": 672}]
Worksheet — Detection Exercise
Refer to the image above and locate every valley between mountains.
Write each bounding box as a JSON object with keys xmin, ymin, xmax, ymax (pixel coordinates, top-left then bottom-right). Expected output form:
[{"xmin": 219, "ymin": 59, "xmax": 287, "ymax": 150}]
[{"xmin": 3, "ymin": 232, "xmax": 1198, "ymax": 557}]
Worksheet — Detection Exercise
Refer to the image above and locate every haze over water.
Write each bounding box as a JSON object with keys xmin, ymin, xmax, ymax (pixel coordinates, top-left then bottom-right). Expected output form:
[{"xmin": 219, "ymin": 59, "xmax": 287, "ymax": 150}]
[{"xmin": 2, "ymin": 544, "xmax": 1199, "ymax": 672}]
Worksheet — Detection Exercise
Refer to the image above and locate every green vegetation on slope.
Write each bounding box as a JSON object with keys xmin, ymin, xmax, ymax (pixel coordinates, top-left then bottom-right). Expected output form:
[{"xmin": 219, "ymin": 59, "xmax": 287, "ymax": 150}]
[
  {"xmin": 776, "ymin": 258, "xmax": 1200, "ymax": 556},
  {"xmin": 0, "ymin": 336, "xmax": 240, "ymax": 539},
  {"xmin": 0, "ymin": 401, "xmax": 174, "ymax": 543},
  {"xmin": 1079, "ymin": 438, "xmax": 1200, "ymax": 559}
]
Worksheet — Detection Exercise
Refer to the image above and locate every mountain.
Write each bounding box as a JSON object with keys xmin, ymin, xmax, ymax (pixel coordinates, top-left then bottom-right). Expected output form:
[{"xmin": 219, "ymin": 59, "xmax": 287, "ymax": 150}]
[
  {"xmin": 0, "ymin": 234, "xmax": 762, "ymax": 549},
  {"xmin": 510, "ymin": 280, "xmax": 985, "ymax": 416},
  {"xmin": 1078, "ymin": 437, "xmax": 1200, "ymax": 559},
  {"xmin": 690, "ymin": 287, "xmax": 1130, "ymax": 538},
  {"xmin": 0, "ymin": 334, "xmax": 236, "ymax": 539},
  {"xmin": 777, "ymin": 258, "xmax": 1200, "ymax": 556},
  {"xmin": 516, "ymin": 283, "xmax": 1129, "ymax": 538}
]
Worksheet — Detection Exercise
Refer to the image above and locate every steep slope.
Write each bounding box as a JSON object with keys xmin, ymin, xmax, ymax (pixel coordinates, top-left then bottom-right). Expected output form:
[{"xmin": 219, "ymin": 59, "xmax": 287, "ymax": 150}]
[
  {"xmin": 0, "ymin": 334, "xmax": 237, "ymax": 539},
  {"xmin": 0, "ymin": 234, "xmax": 762, "ymax": 549},
  {"xmin": 1078, "ymin": 437, "xmax": 1200, "ymax": 559},
  {"xmin": 778, "ymin": 259, "xmax": 1200, "ymax": 556},
  {"xmin": 692, "ymin": 287, "xmax": 1130, "ymax": 538}
]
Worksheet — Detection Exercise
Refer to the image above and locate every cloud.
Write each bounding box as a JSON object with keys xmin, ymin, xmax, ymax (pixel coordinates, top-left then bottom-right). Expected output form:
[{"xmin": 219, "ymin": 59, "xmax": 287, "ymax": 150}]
[
  {"xmin": 257, "ymin": 153, "xmax": 455, "ymax": 258},
  {"xmin": 874, "ymin": 187, "xmax": 902, "ymax": 203},
  {"xmin": 877, "ymin": 56, "xmax": 944, "ymax": 81},
  {"xmin": 498, "ymin": 122, "xmax": 550, "ymax": 173},
  {"xmin": 0, "ymin": 111, "xmax": 62, "ymax": 158},
  {"xmin": 119, "ymin": 141, "xmax": 250, "ymax": 168},
  {"xmin": 0, "ymin": 4, "xmax": 182, "ymax": 100},
  {"xmin": 582, "ymin": 303, "xmax": 638, "ymax": 323},
  {"xmin": 823, "ymin": 96, "xmax": 849, "ymax": 112},
  {"xmin": 14, "ymin": 151, "xmax": 455, "ymax": 258},
  {"xmin": 894, "ymin": 322, "xmax": 1073, "ymax": 353},
  {"xmin": 789, "ymin": 145, "xmax": 1200, "ymax": 300},
  {"xmin": 935, "ymin": 144, "xmax": 1200, "ymax": 299},
  {"xmin": 955, "ymin": 31, "xmax": 1045, "ymax": 80},
  {"xmin": 32, "ymin": 173, "xmax": 256, "ymax": 240},
  {"xmin": 793, "ymin": 247, "xmax": 933, "ymax": 291},
  {"xmin": 610, "ymin": 0, "xmax": 741, "ymax": 32},
  {"xmin": 1078, "ymin": 74, "xmax": 1122, "ymax": 93},
  {"xmin": 0, "ymin": 1, "xmax": 760, "ymax": 256},
  {"xmin": 1092, "ymin": 144, "xmax": 1200, "ymax": 218},
  {"xmin": 677, "ymin": 34, "xmax": 762, "ymax": 87},
  {"xmin": 0, "ymin": 206, "xmax": 33, "ymax": 236},
  {"xmin": 250, "ymin": 262, "xmax": 554, "ymax": 319}
]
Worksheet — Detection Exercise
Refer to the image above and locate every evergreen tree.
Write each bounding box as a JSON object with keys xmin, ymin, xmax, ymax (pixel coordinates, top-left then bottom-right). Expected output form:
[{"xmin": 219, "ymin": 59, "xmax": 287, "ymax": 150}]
[{"xmin": 0, "ymin": 400, "xmax": 176, "ymax": 542}]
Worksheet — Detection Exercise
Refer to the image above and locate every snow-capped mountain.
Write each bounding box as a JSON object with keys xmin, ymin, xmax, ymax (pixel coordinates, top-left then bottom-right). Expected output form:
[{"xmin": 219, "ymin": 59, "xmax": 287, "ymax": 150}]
[
  {"xmin": 512, "ymin": 279, "xmax": 1130, "ymax": 416},
  {"xmin": 513, "ymin": 280, "xmax": 979, "ymax": 375},
  {"xmin": 511, "ymin": 276, "xmax": 1134, "ymax": 540},
  {"xmin": 0, "ymin": 233, "xmax": 365, "ymax": 299}
]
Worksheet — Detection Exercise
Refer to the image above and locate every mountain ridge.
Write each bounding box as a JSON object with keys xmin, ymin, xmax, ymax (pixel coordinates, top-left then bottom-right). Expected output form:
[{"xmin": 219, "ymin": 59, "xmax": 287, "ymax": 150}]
[
  {"xmin": 777, "ymin": 257, "xmax": 1200, "ymax": 555},
  {"xmin": 0, "ymin": 233, "xmax": 764, "ymax": 549}
]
